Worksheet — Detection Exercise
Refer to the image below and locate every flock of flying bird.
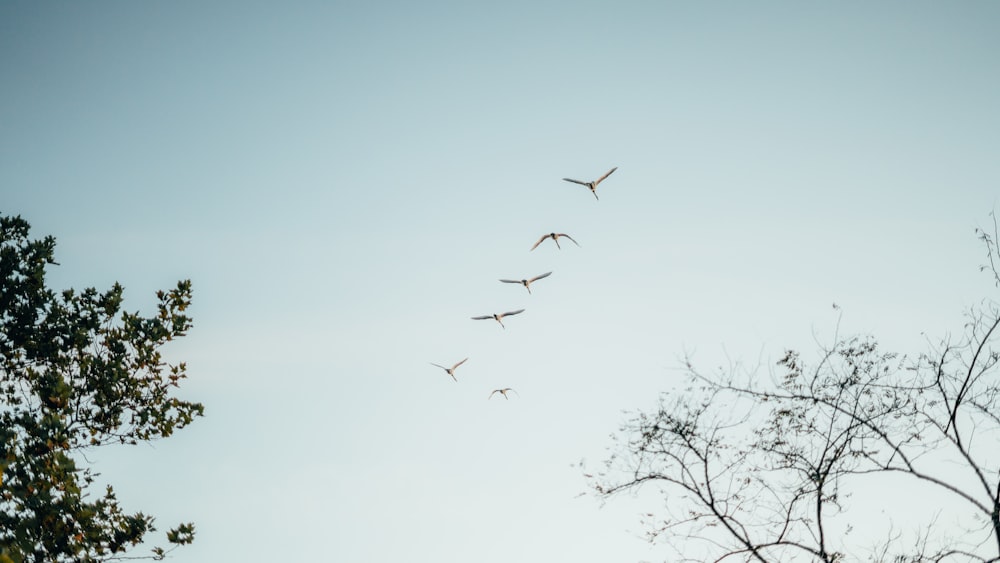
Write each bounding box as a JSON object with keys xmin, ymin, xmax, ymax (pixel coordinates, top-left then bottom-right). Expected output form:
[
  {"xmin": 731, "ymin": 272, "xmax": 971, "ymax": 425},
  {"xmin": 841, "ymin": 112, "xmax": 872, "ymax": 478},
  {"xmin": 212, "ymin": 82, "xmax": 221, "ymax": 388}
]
[{"xmin": 429, "ymin": 166, "xmax": 618, "ymax": 400}]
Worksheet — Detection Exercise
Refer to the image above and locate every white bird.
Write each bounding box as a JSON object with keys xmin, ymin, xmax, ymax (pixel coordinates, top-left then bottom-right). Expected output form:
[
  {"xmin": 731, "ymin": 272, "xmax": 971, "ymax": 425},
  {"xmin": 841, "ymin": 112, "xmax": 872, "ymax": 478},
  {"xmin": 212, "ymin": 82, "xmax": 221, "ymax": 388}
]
[
  {"xmin": 471, "ymin": 309, "xmax": 525, "ymax": 329},
  {"xmin": 530, "ymin": 232, "xmax": 580, "ymax": 251},
  {"xmin": 429, "ymin": 358, "xmax": 468, "ymax": 382},
  {"xmin": 563, "ymin": 166, "xmax": 617, "ymax": 200},
  {"xmin": 499, "ymin": 271, "xmax": 552, "ymax": 294},
  {"xmin": 489, "ymin": 388, "xmax": 519, "ymax": 400}
]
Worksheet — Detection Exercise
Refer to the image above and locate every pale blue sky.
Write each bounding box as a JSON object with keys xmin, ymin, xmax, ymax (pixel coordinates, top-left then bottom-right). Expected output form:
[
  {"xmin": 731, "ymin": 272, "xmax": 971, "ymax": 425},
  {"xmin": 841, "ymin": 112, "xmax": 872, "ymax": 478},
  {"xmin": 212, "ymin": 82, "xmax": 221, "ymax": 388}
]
[{"xmin": 2, "ymin": 2, "xmax": 999, "ymax": 561}]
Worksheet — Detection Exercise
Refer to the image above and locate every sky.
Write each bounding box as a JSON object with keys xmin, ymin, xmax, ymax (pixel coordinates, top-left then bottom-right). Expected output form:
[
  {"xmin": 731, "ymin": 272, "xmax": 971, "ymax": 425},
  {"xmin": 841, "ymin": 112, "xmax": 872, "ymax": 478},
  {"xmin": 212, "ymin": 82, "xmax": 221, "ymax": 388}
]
[{"xmin": 1, "ymin": 2, "xmax": 999, "ymax": 561}]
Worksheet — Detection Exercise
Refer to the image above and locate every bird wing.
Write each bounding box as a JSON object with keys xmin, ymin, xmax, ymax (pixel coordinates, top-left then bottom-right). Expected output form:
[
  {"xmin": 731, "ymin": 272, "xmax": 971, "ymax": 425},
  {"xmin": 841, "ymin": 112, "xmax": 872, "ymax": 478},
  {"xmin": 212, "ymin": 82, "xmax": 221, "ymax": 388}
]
[
  {"xmin": 594, "ymin": 167, "xmax": 617, "ymax": 185},
  {"xmin": 499, "ymin": 279, "xmax": 520, "ymax": 284},
  {"xmin": 429, "ymin": 363, "xmax": 447, "ymax": 370},
  {"xmin": 529, "ymin": 271, "xmax": 552, "ymax": 282},
  {"xmin": 501, "ymin": 309, "xmax": 525, "ymax": 317},
  {"xmin": 559, "ymin": 234, "xmax": 581, "ymax": 247},
  {"xmin": 471, "ymin": 315, "xmax": 493, "ymax": 320},
  {"xmin": 488, "ymin": 390, "xmax": 500, "ymax": 399},
  {"xmin": 529, "ymin": 234, "xmax": 549, "ymax": 251},
  {"xmin": 562, "ymin": 178, "xmax": 588, "ymax": 186},
  {"xmin": 452, "ymin": 358, "xmax": 468, "ymax": 369}
]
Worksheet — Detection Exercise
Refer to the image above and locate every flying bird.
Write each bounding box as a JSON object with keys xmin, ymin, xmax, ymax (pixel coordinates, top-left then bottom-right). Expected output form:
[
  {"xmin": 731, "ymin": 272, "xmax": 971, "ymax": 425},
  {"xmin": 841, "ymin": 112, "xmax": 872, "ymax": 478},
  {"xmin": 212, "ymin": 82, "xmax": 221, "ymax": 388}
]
[
  {"xmin": 471, "ymin": 309, "xmax": 525, "ymax": 329},
  {"xmin": 530, "ymin": 232, "xmax": 580, "ymax": 251},
  {"xmin": 429, "ymin": 358, "xmax": 468, "ymax": 381},
  {"xmin": 499, "ymin": 271, "xmax": 552, "ymax": 294},
  {"xmin": 563, "ymin": 166, "xmax": 617, "ymax": 200},
  {"xmin": 489, "ymin": 388, "xmax": 519, "ymax": 400}
]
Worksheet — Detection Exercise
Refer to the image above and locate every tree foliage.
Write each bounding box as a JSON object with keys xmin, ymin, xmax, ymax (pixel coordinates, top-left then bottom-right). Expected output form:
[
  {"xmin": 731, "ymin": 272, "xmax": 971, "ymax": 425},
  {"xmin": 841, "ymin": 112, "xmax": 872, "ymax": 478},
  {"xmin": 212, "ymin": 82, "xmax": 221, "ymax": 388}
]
[
  {"xmin": 592, "ymin": 224, "xmax": 1000, "ymax": 562},
  {"xmin": 0, "ymin": 215, "xmax": 203, "ymax": 562}
]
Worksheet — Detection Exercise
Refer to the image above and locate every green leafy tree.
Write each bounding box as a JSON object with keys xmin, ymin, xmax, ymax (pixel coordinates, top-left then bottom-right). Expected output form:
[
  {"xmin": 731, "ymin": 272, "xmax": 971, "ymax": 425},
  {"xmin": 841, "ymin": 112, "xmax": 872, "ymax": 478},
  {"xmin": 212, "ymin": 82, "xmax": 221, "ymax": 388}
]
[
  {"xmin": 0, "ymin": 215, "xmax": 204, "ymax": 562},
  {"xmin": 591, "ymin": 221, "xmax": 1000, "ymax": 562}
]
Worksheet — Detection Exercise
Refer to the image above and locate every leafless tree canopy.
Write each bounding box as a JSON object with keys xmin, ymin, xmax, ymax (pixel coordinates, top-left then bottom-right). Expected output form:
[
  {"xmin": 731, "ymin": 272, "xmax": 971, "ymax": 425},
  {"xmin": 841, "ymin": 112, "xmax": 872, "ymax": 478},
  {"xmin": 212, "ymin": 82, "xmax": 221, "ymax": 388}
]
[{"xmin": 592, "ymin": 225, "xmax": 1000, "ymax": 563}]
